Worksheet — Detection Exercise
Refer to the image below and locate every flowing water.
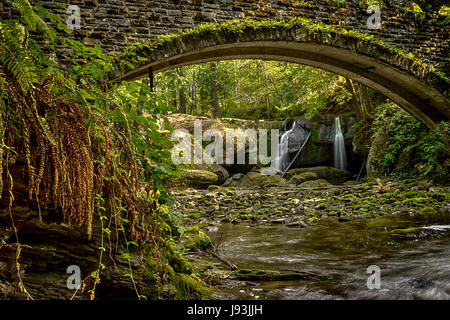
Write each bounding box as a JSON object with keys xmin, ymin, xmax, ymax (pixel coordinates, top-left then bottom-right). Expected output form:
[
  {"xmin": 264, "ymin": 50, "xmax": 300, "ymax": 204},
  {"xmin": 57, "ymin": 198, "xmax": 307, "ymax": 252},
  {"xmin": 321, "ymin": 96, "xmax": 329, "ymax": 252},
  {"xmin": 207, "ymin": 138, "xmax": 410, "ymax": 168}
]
[
  {"xmin": 334, "ymin": 117, "xmax": 347, "ymax": 170},
  {"xmin": 271, "ymin": 120, "xmax": 298, "ymax": 174},
  {"xmin": 206, "ymin": 211, "xmax": 450, "ymax": 300}
]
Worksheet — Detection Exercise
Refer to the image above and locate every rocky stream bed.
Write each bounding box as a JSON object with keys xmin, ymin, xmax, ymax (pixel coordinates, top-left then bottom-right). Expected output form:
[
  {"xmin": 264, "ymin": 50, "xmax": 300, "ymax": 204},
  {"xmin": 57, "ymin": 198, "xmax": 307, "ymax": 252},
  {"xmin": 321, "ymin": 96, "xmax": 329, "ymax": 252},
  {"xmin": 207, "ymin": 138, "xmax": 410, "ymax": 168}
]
[{"xmin": 170, "ymin": 169, "xmax": 450, "ymax": 299}]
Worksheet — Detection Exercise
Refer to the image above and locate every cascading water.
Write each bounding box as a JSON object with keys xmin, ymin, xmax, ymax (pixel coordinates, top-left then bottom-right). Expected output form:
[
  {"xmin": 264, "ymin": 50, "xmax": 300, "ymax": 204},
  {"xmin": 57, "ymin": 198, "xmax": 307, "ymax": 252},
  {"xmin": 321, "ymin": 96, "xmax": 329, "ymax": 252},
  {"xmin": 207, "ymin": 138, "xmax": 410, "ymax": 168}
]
[
  {"xmin": 333, "ymin": 117, "xmax": 347, "ymax": 170},
  {"xmin": 271, "ymin": 120, "xmax": 298, "ymax": 173}
]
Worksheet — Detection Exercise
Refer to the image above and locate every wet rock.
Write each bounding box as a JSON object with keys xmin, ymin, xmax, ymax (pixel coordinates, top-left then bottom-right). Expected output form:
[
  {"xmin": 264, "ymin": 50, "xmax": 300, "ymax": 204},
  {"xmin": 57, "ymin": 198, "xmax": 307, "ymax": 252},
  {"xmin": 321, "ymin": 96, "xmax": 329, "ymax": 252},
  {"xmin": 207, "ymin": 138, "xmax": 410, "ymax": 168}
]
[
  {"xmin": 270, "ymin": 218, "xmax": 286, "ymax": 224},
  {"xmin": 286, "ymin": 220, "xmax": 307, "ymax": 227},
  {"xmin": 232, "ymin": 269, "xmax": 315, "ymax": 281}
]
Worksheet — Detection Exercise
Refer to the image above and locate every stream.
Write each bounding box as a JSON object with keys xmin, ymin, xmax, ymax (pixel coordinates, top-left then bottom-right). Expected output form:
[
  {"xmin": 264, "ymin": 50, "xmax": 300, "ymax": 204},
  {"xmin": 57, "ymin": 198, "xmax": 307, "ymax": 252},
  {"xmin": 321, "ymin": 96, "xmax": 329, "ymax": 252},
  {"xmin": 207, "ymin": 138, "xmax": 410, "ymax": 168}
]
[{"xmin": 205, "ymin": 211, "xmax": 450, "ymax": 300}]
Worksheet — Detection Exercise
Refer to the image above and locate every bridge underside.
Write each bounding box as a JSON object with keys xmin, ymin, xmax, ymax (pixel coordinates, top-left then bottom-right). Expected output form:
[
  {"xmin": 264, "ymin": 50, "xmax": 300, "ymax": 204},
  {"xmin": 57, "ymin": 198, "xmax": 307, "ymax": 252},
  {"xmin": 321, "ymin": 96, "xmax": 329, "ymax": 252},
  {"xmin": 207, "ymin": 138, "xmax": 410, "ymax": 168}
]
[{"xmin": 114, "ymin": 41, "xmax": 449, "ymax": 128}]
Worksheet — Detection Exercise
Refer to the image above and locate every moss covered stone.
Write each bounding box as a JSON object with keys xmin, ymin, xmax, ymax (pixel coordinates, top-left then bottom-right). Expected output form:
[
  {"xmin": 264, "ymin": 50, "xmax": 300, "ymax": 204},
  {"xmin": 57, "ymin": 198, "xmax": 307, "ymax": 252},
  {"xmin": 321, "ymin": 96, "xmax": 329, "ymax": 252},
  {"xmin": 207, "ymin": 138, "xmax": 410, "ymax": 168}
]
[
  {"xmin": 182, "ymin": 226, "xmax": 212, "ymax": 250},
  {"xmin": 288, "ymin": 172, "xmax": 319, "ymax": 185},
  {"xmin": 181, "ymin": 169, "xmax": 218, "ymax": 189}
]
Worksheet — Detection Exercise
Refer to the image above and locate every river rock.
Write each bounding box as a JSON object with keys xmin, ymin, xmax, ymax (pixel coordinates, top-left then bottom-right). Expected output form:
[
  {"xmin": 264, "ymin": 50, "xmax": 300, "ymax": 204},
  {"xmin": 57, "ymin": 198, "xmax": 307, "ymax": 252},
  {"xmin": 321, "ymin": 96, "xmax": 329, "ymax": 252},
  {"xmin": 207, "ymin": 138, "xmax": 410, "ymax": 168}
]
[
  {"xmin": 212, "ymin": 165, "xmax": 229, "ymax": 185},
  {"xmin": 287, "ymin": 172, "xmax": 319, "ymax": 185},
  {"xmin": 232, "ymin": 269, "xmax": 315, "ymax": 281},
  {"xmin": 221, "ymin": 177, "xmax": 233, "ymax": 187},
  {"xmin": 238, "ymin": 172, "xmax": 268, "ymax": 187},
  {"xmin": 232, "ymin": 173, "xmax": 244, "ymax": 180},
  {"xmin": 182, "ymin": 169, "xmax": 218, "ymax": 189},
  {"xmin": 262, "ymin": 175, "xmax": 287, "ymax": 187},
  {"xmin": 286, "ymin": 220, "xmax": 307, "ymax": 227},
  {"xmin": 288, "ymin": 166, "xmax": 351, "ymax": 185},
  {"xmin": 182, "ymin": 226, "xmax": 212, "ymax": 250}
]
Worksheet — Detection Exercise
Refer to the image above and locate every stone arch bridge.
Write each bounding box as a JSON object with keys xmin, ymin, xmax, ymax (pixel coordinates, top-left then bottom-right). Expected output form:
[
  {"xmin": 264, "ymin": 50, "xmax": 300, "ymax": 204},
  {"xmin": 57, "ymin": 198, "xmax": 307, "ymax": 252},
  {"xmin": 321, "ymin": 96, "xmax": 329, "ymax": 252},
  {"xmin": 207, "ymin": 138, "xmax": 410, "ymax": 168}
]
[
  {"xmin": 3, "ymin": 0, "xmax": 448, "ymax": 125},
  {"xmin": 111, "ymin": 17, "xmax": 450, "ymax": 128}
]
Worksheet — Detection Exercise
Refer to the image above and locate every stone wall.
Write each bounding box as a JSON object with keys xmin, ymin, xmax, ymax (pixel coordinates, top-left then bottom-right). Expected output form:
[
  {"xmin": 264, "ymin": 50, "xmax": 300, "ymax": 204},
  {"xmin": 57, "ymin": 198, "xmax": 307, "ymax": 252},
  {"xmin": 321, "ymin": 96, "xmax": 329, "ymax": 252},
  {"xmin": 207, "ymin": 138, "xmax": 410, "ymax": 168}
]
[{"xmin": 1, "ymin": 0, "xmax": 448, "ymax": 73}]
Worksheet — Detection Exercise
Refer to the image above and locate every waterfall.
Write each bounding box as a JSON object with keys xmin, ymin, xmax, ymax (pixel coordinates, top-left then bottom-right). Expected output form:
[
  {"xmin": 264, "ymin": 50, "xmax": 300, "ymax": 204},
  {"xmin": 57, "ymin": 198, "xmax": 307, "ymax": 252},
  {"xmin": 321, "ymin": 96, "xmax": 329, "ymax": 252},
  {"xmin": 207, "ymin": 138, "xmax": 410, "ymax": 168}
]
[
  {"xmin": 334, "ymin": 117, "xmax": 347, "ymax": 170},
  {"xmin": 271, "ymin": 120, "xmax": 298, "ymax": 173}
]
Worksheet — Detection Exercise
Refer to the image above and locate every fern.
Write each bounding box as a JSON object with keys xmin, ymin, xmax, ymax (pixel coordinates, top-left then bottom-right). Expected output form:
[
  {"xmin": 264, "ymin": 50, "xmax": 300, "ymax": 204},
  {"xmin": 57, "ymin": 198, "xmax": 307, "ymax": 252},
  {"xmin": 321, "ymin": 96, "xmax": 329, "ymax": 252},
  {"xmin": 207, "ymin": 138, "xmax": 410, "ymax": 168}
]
[
  {"xmin": 0, "ymin": 21, "xmax": 38, "ymax": 92},
  {"xmin": 3, "ymin": 0, "xmax": 53, "ymax": 36}
]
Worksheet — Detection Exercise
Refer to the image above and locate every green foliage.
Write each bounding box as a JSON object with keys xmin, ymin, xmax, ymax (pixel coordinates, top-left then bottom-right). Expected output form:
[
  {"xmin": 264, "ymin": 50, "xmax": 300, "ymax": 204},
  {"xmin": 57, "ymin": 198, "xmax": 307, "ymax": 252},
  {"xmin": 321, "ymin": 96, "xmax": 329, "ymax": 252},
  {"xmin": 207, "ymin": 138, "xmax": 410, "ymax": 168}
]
[
  {"xmin": 1, "ymin": 0, "xmax": 201, "ymax": 299},
  {"xmin": 155, "ymin": 60, "xmax": 351, "ymax": 120},
  {"xmin": 438, "ymin": 5, "xmax": 450, "ymax": 25},
  {"xmin": 0, "ymin": 20, "xmax": 38, "ymax": 92},
  {"xmin": 372, "ymin": 101, "xmax": 449, "ymax": 181}
]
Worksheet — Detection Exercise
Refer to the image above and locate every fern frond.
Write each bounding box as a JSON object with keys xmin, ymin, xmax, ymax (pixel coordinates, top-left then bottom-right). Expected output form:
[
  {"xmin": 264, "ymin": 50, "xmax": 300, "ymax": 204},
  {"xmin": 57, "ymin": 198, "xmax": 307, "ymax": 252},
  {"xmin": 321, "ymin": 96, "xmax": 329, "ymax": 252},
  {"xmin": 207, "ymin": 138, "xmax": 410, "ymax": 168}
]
[
  {"xmin": 3, "ymin": 0, "xmax": 54, "ymax": 38},
  {"xmin": 0, "ymin": 21, "xmax": 38, "ymax": 92},
  {"xmin": 4, "ymin": 0, "xmax": 36, "ymax": 30}
]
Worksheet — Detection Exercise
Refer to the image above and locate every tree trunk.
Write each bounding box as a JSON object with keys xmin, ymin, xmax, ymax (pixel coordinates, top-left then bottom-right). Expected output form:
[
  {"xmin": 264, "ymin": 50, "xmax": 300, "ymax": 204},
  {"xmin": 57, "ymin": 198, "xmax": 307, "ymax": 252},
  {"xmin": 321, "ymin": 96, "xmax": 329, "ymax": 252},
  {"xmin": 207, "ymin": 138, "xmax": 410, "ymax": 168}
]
[
  {"xmin": 346, "ymin": 78, "xmax": 374, "ymax": 123},
  {"xmin": 210, "ymin": 63, "xmax": 221, "ymax": 118},
  {"xmin": 264, "ymin": 74, "xmax": 271, "ymax": 119},
  {"xmin": 346, "ymin": 78, "xmax": 363, "ymax": 122},
  {"xmin": 356, "ymin": 82, "xmax": 375, "ymax": 120},
  {"xmin": 177, "ymin": 68, "xmax": 187, "ymax": 114},
  {"xmin": 179, "ymin": 91, "xmax": 186, "ymax": 114}
]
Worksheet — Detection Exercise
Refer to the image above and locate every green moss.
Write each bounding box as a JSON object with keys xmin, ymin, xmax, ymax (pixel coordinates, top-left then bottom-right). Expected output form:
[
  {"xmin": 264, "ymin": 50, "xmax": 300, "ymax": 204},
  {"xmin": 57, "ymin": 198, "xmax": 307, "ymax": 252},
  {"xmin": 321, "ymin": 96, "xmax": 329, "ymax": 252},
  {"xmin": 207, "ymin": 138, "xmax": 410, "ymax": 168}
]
[
  {"xmin": 420, "ymin": 206, "xmax": 436, "ymax": 212},
  {"xmin": 182, "ymin": 226, "xmax": 212, "ymax": 250},
  {"xmin": 116, "ymin": 17, "xmax": 449, "ymax": 91},
  {"xmin": 173, "ymin": 273, "xmax": 210, "ymax": 300},
  {"xmin": 404, "ymin": 191, "xmax": 418, "ymax": 198},
  {"xmin": 142, "ymin": 241, "xmax": 208, "ymax": 299},
  {"xmin": 390, "ymin": 227, "xmax": 421, "ymax": 233},
  {"xmin": 232, "ymin": 268, "xmax": 313, "ymax": 281}
]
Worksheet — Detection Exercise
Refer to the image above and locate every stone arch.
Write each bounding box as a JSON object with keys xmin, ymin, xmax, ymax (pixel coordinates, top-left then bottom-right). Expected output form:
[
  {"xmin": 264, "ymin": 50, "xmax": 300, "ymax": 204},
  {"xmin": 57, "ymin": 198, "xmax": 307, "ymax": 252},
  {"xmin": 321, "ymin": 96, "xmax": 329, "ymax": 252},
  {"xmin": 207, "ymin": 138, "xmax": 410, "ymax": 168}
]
[{"xmin": 111, "ymin": 19, "xmax": 449, "ymax": 128}]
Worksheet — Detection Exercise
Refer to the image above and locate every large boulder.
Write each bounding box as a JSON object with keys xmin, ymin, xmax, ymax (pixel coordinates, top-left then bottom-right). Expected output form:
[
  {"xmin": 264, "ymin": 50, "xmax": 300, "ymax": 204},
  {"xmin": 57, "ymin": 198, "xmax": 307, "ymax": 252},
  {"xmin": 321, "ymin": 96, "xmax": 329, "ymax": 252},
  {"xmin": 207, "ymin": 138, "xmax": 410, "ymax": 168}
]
[
  {"xmin": 212, "ymin": 164, "xmax": 229, "ymax": 185},
  {"xmin": 287, "ymin": 166, "xmax": 351, "ymax": 185},
  {"xmin": 236, "ymin": 172, "xmax": 287, "ymax": 188},
  {"xmin": 239, "ymin": 171, "xmax": 269, "ymax": 187},
  {"xmin": 287, "ymin": 172, "xmax": 319, "ymax": 185},
  {"xmin": 181, "ymin": 169, "xmax": 218, "ymax": 189},
  {"xmin": 262, "ymin": 174, "xmax": 287, "ymax": 188},
  {"xmin": 366, "ymin": 132, "xmax": 386, "ymax": 178}
]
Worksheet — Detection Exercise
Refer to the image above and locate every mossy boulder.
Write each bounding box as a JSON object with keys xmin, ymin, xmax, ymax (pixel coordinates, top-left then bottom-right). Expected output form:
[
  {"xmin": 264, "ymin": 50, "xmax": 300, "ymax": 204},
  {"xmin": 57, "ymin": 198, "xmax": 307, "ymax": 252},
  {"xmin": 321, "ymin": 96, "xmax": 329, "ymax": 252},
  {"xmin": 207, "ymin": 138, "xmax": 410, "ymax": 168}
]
[
  {"xmin": 288, "ymin": 166, "xmax": 351, "ymax": 185},
  {"xmin": 237, "ymin": 172, "xmax": 288, "ymax": 188},
  {"xmin": 262, "ymin": 174, "xmax": 287, "ymax": 187},
  {"xmin": 287, "ymin": 172, "xmax": 319, "ymax": 185},
  {"xmin": 366, "ymin": 132, "xmax": 386, "ymax": 178},
  {"xmin": 182, "ymin": 226, "xmax": 212, "ymax": 250},
  {"xmin": 239, "ymin": 172, "xmax": 269, "ymax": 187},
  {"xmin": 299, "ymin": 179, "xmax": 331, "ymax": 186},
  {"xmin": 181, "ymin": 169, "xmax": 218, "ymax": 189}
]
